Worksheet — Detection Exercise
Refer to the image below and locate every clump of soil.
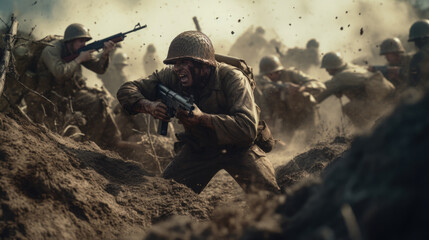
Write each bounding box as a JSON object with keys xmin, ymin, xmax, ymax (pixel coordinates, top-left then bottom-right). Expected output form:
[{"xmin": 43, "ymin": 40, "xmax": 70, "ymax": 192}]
[
  {"xmin": 0, "ymin": 113, "xmax": 213, "ymax": 239},
  {"xmin": 275, "ymin": 136, "xmax": 351, "ymax": 190},
  {"xmin": 276, "ymin": 93, "xmax": 429, "ymax": 240}
]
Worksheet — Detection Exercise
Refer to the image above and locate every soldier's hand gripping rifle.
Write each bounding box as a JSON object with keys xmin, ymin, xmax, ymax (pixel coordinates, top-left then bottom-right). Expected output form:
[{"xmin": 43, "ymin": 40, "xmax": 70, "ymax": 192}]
[
  {"xmin": 63, "ymin": 23, "xmax": 147, "ymax": 62},
  {"xmin": 157, "ymin": 83, "xmax": 195, "ymax": 136}
]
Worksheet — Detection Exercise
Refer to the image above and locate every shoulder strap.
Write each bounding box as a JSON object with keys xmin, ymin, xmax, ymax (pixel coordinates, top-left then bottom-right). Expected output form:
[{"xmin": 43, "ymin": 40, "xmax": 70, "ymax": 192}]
[{"xmin": 215, "ymin": 54, "xmax": 256, "ymax": 90}]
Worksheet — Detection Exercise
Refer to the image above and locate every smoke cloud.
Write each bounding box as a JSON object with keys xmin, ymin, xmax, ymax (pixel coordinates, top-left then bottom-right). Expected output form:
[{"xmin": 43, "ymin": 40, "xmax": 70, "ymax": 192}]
[{"xmin": 1, "ymin": 0, "xmax": 420, "ymax": 79}]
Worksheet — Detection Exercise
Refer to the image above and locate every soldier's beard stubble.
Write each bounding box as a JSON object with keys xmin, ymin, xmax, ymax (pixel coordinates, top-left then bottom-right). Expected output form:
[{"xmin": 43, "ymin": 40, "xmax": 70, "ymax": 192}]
[{"xmin": 184, "ymin": 64, "xmax": 213, "ymax": 90}]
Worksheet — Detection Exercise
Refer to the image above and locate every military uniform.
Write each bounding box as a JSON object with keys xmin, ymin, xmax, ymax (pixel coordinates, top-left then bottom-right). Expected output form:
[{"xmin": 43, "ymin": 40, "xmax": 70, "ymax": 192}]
[
  {"xmin": 408, "ymin": 19, "xmax": 429, "ymax": 90},
  {"xmin": 318, "ymin": 63, "xmax": 394, "ymax": 128},
  {"xmin": 26, "ymin": 24, "xmax": 121, "ymax": 149},
  {"xmin": 265, "ymin": 69, "xmax": 324, "ymax": 132},
  {"xmin": 390, "ymin": 53, "xmax": 413, "ymax": 90},
  {"xmin": 118, "ymin": 31, "xmax": 279, "ymax": 194},
  {"xmin": 257, "ymin": 55, "xmax": 325, "ymax": 138},
  {"xmin": 371, "ymin": 37, "xmax": 413, "ymax": 93},
  {"xmin": 143, "ymin": 44, "xmax": 161, "ymax": 77},
  {"xmin": 409, "ymin": 44, "xmax": 429, "ymax": 89}
]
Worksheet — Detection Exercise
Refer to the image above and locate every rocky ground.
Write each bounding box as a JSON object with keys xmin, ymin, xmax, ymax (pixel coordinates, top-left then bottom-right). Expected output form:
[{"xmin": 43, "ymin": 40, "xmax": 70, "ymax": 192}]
[{"xmin": 2, "ymin": 92, "xmax": 428, "ymax": 240}]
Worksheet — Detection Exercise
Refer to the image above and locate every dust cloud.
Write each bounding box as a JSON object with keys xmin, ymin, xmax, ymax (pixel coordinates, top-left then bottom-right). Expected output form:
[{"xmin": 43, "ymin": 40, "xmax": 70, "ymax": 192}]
[
  {"xmin": 0, "ymin": 0, "xmax": 422, "ymax": 165},
  {"xmin": 1, "ymin": 0, "xmax": 419, "ymax": 78}
]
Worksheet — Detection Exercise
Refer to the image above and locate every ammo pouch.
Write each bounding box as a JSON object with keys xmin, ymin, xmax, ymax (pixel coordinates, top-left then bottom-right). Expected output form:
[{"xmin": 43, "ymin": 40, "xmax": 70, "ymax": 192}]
[{"xmin": 255, "ymin": 120, "xmax": 275, "ymax": 153}]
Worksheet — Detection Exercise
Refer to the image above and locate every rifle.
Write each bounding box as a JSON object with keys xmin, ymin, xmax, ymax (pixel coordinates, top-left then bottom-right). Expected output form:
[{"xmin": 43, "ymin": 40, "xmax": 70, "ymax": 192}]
[
  {"xmin": 63, "ymin": 23, "xmax": 147, "ymax": 62},
  {"xmin": 157, "ymin": 83, "xmax": 195, "ymax": 136},
  {"xmin": 275, "ymin": 46, "xmax": 285, "ymax": 58},
  {"xmin": 369, "ymin": 65, "xmax": 388, "ymax": 78},
  {"xmin": 192, "ymin": 16, "xmax": 202, "ymax": 32}
]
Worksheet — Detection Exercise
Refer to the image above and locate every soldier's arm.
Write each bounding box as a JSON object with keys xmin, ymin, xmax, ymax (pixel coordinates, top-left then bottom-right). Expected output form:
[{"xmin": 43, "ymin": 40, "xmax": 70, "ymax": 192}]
[
  {"xmin": 209, "ymin": 70, "xmax": 258, "ymax": 146},
  {"xmin": 82, "ymin": 53, "xmax": 109, "ymax": 74},
  {"xmin": 289, "ymin": 69, "xmax": 326, "ymax": 94},
  {"xmin": 316, "ymin": 76, "xmax": 363, "ymax": 103},
  {"xmin": 117, "ymin": 68, "xmax": 172, "ymax": 115},
  {"xmin": 83, "ymin": 41, "xmax": 116, "ymax": 74},
  {"xmin": 40, "ymin": 45, "xmax": 80, "ymax": 82}
]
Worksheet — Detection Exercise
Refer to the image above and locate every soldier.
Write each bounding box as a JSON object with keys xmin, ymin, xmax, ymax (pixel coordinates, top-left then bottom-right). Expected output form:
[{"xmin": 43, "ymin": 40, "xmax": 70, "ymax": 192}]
[
  {"xmin": 143, "ymin": 44, "xmax": 161, "ymax": 76},
  {"xmin": 26, "ymin": 23, "xmax": 139, "ymax": 154},
  {"xmin": 278, "ymin": 38, "xmax": 320, "ymax": 73},
  {"xmin": 98, "ymin": 52, "xmax": 129, "ymax": 96},
  {"xmin": 228, "ymin": 26, "xmax": 269, "ymax": 69},
  {"xmin": 304, "ymin": 39, "xmax": 320, "ymax": 68},
  {"xmin": 257, "ymin": 55, "xmax": 325, "ymax": 139},
  {"xmin": 408, "ymin": 19, "xmax": 429, "ymax": 90},
  {"xmin": 317, "ymin": 52, "xmax": 395, "ymax": 129},
  {"xmin": 368, "ymin": 37, "xmax": 412, "ymax": 92},
  {"xmin": 117, "ymin": 31, "xmax": 280, "ymax": 194}
]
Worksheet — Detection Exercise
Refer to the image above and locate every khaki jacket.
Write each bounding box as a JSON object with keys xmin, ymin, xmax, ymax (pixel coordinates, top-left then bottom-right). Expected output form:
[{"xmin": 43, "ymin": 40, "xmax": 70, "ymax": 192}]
[
  {"xmin": 257, "ymin": 69, "xmax": 325, "ymax": 121},
  {"xmin": 317, "ymin": 64, "xmax": 370, "ymax": 103},
  {"xmin": 37, "ymin": 39, "xmax": 109, "ymax": 96},
  {"xmin": 117, "ymin": 62, "xmax": 258, "ymax": 149}
]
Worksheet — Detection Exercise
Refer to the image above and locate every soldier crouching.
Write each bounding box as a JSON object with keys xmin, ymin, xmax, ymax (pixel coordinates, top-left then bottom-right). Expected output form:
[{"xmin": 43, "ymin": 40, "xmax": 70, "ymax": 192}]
[{"xmin": 117, "ymin": 31, "xmax": 280, "ymax": 194}]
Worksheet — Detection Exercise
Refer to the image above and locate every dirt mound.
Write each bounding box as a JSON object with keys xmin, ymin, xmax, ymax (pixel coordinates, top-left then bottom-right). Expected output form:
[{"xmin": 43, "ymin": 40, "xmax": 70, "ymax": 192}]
[
  {"xmin": 0, "ymin": 113, "xmax": 213, "ymax": 239},
  {"xmin": 276, "ymin": 94, "xmax": 429, "ymax": 240},
  {"xmin": 141, "ymin": 93, "xmax": 429, "ymax": 239},
  {"xmin": 275, "ymin": 136, "xmax": 351, "ymax": 190}
]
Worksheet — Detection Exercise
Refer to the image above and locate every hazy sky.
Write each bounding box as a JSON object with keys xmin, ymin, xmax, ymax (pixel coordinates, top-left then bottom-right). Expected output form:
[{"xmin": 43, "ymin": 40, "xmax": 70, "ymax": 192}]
[{"xmin": 0, "ymin": 0, "xmax": 421, "ymax": 80}]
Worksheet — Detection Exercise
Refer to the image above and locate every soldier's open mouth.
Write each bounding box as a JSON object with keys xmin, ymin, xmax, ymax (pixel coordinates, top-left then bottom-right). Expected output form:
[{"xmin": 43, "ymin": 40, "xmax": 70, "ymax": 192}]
[{"xmin": 178, "ymin": 73, "xmax": 191, "ymax": 85}]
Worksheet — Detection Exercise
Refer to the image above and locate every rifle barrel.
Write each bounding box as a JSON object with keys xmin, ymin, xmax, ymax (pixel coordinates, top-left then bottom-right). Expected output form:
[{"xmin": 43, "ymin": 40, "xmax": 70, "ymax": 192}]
[{"xmin": 123, "ymin": 24, "xmax": 147, "ymax": 35}]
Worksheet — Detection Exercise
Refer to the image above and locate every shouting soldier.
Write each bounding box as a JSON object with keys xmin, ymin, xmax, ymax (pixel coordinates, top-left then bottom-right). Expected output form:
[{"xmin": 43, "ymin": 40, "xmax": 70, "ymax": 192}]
[{"xmin": 117, "ymin": 31, "xmax": 280, "ymax": 194}]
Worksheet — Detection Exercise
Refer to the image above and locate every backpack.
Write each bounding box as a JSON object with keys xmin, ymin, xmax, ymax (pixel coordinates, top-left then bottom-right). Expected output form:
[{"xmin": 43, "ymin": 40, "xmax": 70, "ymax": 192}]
[
  {"xmin": 215, "ymin": 54, "xmax": 256, "ymax": 90},
  {"xmin": 214, "ymin": 54, "xmax": 276, "ymax": 152}
]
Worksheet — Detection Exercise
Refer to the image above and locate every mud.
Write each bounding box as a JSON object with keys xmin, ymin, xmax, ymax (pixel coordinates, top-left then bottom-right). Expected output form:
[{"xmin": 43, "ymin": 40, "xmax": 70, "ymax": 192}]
[
  {"xmin": 141, "ymin": 93, "xmax": 429, "ymax": 239},
  {"xmin": 2, "ymin": 92, "xmax": 428, "ymax": 240},
  {"xmin": 0, "ymin": 112, "xmax": 213, "ymax": 239}
]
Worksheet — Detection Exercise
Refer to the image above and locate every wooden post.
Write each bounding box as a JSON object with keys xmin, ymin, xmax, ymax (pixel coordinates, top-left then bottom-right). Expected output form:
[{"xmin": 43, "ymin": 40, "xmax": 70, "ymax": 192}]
[{"xmin": 0, "ymin": 14, "xmax": 19, "ymax": 96}]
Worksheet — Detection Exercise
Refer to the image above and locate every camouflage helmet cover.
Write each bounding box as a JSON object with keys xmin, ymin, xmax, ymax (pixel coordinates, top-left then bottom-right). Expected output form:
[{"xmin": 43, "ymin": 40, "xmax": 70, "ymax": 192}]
[
  {"xmin": 408, "ymin": 19, "xmax": 429, "ymax": 42},
  {"xmin": 379, "ymin": 37, "xmax": 405, "ymax": 55},
  {"xmin": 64, "ymin": 23, "xmax": 92, "ymax": 42},
  {"xmin": 163, "ymin": 31, "xmax": 216, "ymax": 66},
  {"xmin": 259, "ymin": 55, "xmax": 284, "ymax": 75},
  {"xmin": 321, "ymin": 52, "xmax": 345, "ymax": 69}
]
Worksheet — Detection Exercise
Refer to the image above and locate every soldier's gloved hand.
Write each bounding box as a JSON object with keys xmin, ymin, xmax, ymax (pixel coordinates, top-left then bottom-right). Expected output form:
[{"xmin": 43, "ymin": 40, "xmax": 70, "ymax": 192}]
[
  {"xmin": 75, "ymin": 49, "xmax": 95, "ymax": 63},
  {"xmin": 102, "ymin": 40, "xmax": 116, "ymax": 57}
]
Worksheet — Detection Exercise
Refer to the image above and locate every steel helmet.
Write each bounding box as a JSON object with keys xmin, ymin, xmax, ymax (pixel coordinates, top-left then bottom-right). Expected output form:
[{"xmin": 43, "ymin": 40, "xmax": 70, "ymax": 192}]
[
  {"xmin": 259, "ymin": 55, "xmax": 284, "ymax": 75},
  {"xmin": 379, "ymin": 37, "xmax": 405, "ymax": 55},
  {"xmin": 321, "ymin": 52, "xmax": 345, "ymax": 69},
  {"xmin": 163, "ymin": 31, "xmax": 216, "ymax": 66},
  {"xmin": 408, "ymin": 19, "xmax": 429, "ymax": 42},
  {"xmin": 64, "ymin": 23, "xmax": 92, "ymax": 42}
]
